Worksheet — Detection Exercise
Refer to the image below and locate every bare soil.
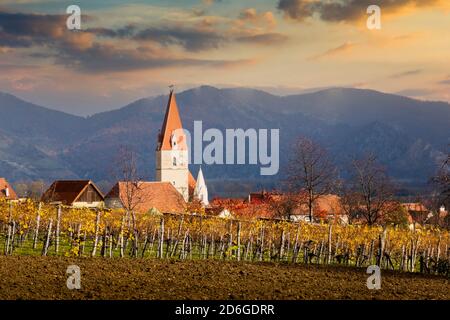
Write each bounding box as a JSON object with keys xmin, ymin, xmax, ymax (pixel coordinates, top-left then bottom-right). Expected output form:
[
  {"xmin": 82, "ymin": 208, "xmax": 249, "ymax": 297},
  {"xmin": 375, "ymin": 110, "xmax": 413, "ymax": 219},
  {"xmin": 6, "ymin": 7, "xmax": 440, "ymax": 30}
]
[{"xmin": 0, "ymin": 256, "xmax": 448, "ymax": 300}]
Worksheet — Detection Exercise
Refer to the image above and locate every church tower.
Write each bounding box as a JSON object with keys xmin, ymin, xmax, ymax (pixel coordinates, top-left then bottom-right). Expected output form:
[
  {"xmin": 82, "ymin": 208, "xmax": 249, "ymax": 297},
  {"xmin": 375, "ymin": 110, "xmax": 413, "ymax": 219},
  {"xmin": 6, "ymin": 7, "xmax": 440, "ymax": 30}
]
[{"xmin": 156, "ymin": 89, "xmax": 189, "ymax": 201}]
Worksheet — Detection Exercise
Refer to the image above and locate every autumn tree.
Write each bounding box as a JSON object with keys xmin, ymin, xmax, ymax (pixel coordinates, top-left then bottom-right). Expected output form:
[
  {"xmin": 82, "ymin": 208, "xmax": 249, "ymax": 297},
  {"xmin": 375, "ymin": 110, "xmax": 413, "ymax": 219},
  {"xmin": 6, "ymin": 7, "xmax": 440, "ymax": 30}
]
[
  {"xmin": 346, "ymin": 154, "xmax": 394, "ymax": 226},
  {"xmin": 287, "ymin": 137, "xmax": 337, "ymax": 222},
  {"xmin": 382, "ymin": 202, "xmax": 409, "ymax": 228}
]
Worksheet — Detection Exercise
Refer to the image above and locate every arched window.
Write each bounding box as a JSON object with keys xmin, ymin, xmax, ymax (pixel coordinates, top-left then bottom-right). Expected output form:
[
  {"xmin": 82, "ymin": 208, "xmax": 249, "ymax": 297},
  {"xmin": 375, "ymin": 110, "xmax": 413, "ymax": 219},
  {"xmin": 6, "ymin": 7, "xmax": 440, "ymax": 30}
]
[{"xmin": 173, "ymin": 157, "xmax": 177, "ymax": 166}]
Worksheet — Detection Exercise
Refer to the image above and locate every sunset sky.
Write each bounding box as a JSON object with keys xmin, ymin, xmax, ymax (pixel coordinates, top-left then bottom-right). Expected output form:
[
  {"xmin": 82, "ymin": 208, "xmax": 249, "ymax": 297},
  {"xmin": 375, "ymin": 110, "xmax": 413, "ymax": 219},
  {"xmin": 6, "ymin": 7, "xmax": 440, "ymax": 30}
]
[{"xmin": 1, "ymin": 0, "xmax": 450, "ymax": 115}]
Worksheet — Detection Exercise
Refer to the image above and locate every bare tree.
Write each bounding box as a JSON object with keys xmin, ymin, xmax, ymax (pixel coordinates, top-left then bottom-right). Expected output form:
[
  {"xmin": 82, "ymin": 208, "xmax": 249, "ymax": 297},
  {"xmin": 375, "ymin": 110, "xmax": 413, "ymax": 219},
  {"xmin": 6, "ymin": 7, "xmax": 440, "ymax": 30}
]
[
  {"xmin": 287, "ymin": 137, "xmax": 337, "ymax": 222},
  {"xmin": 347, "ymin": 154, "xmax": 394, "ymax": 226},
  {"xmin": 431, "ymin": 153, "xmax": 450, "ymax": 208},
  {"xmin": 14, "ymin": 180, "xmax": 46, "ymax": 200},
  {"xmin": 268, "ymin": 192, "xmax": 302, "ymax": 220},
  {"xmin": 112, "ymin": 146, "xmax": 146, "ymax": 257},
  {"xmin": 429, "ymin": 152, "xmax": 450, "ymax": 228},
  {"xmin": 340, "ymin": 187, "xmax": 364, "ymax": 224}
]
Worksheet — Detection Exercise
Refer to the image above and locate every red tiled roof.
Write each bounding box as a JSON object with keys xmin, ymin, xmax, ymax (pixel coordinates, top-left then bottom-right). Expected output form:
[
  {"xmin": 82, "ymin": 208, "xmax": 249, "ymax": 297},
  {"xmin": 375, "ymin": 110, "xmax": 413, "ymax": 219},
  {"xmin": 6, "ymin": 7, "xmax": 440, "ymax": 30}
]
[
  {"xmin": 41, "ymin": 180, "xmax": 104, "ymax": 205},
  {"xmin": 402, "ymin": 203, "xmax": 428, "ymax": 212},
  {"xmin": 212, "ymin": 192, "xmax": 345, "ymax": 220},
  {"xmin": 0, "ymin": 178, "xmax": 18, "ymax": 200},
  {"xmin": 157, "ymin": 90, "xmax": 184, "ymax": 151},
  {"xmin": 106, "ymin": 181, "xmax": 186, "ymax": 214}
]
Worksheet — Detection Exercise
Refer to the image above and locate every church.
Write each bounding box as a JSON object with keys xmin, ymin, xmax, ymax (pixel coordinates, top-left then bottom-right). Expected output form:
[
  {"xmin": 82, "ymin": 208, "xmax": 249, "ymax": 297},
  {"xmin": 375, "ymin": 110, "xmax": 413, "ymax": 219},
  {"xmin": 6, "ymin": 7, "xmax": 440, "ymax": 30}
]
[
  {"xmin": 156, "ymin": 88, "xmax": 209, "ymax": 206},
  {"xmin": 104, "ymin": 89, "xmax": 209, "ymax": 213}
]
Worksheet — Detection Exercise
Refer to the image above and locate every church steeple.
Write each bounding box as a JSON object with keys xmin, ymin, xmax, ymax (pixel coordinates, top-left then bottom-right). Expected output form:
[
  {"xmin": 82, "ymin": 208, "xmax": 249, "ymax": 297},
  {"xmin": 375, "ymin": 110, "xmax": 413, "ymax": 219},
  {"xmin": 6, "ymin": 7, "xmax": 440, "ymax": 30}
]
[
  {"xmin": 156, "ymin": 89, "xmax": 189, "ymax": 202},
  {"xmin": 157, "ymin": 89, "xmax": 184, "ymax": 151}
]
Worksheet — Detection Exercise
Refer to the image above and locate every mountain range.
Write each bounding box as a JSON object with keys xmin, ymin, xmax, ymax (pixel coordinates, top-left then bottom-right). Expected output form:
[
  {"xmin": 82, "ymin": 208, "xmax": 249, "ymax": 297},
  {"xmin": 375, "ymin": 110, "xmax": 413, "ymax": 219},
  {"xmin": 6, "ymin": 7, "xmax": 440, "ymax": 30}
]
[{"xmin": 0, "ymin": 86, "xmax": 448, "ymax": 197}]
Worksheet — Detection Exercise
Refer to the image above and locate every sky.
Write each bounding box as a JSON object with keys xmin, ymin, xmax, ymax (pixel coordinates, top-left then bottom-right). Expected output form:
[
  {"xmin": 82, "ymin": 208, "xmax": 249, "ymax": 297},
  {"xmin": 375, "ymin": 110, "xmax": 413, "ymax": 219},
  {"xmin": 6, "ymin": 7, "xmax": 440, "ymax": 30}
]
[{"xmin": 0, "ymin": 0, "xmax": 450, "ymax": 116}]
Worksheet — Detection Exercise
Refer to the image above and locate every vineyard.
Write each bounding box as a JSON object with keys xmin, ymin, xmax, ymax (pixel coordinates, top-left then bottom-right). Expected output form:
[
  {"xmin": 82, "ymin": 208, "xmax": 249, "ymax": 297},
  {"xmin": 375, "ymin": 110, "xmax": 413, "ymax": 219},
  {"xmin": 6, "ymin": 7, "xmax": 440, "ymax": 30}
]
[{"xmin": 0, "ymin": 199, "xmax": 449, "ymax": 276}]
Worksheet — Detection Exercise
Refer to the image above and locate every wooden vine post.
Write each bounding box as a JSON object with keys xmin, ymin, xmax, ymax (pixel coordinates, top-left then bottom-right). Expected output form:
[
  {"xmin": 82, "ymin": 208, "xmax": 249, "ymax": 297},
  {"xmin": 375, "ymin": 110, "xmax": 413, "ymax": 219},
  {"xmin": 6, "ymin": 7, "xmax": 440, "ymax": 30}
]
[
  {"xmin": 32, "ymin": 203, "xmax": 42, "ymax": 249},
  {"xmin": 279, "ymin": 229, "xmax": 285, "ymax": 261},
  {"xmin": 119, "ymin": 213, "xmax": 126, "ymax": 258},
  {"xmin": 42, "ymin": 218, "xmax": 53, "ymax": 256},
  {"xmin": 55, "ymin": 205, "xmax": 62, "ymax": 254},
  {"xmin": 237, "ymin": 221, "xmax": 241, "ymax": 261},
  {"xmin": 327, "ymin": 223, "xmax": 333, "ymax": 264},
  {"xmin": 158, "ymin": 217, "xmax": 164, "ymax": 259},
  {"xmin": 91, "ymin": 209, "xmax": 101, "ymax": 257},
  {"xmin": 376, "ymin": 227, "xmax": 387, "ymax": 267}
]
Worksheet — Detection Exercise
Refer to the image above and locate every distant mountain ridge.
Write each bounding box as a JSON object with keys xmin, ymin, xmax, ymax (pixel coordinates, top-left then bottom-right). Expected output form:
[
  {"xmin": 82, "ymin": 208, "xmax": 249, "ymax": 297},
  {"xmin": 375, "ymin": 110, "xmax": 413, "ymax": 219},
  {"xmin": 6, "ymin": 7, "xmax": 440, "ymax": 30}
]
[{"xmin": 0, "ymin": 87, "xmax": 448, "ymax": 196}]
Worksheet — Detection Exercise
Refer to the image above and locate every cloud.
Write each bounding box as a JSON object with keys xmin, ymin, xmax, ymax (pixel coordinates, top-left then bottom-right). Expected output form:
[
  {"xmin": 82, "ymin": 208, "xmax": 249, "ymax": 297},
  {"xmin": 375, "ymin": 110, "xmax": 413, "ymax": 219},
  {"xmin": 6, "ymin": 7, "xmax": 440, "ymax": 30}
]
[
  {"xmin": 89, "ymin": 24, "xmax": 225, "ymax": 52},
  {"xmin": 45, "ymin": 41, "xmax": 253, "ymax": 73},
  {"xmin": 236, "ymin": 33, "xmax": 288, "ymax": 45},
  {"xmin": 309, "ymin": 42, "xmax": 355, "ymax": 60},
  {"xmin": 0, "ymin": 10, "xmax": 94, "ymax": 51},
  {"xmin": 235, "ymin": 8, "xmax": 277, "ymax": 31},
  {"xmin": 0, "ymin": 11, "xmax": 65, "ymax": 37},
  {"xmin": 0, "ymin": 47, "xmax": 12, "ymax": 53},
  {"xmin": 0, "ymin": 9, "xmax": 258, "ymax": 73},
  {"xmin": 389, "ymin": 69, "xmax": 422, "ymax": 78},
  {"xmin": 0, "ymin": 7, "xmax": 287, "ymax": 73},
  {"xmin": 437, "ymin": 76, "xmax": 450, "ymax": 85},
  {"xmin": 202, "ymin": 0, "xmax": 222, "ymax": 5},
  {"xmin": 134, "ymin": 26, "xmax": 225, "ymax": 52},
  {"xmin": 0, "ymin": 63, "xmax": 40, "ymax": 71},
  {"xmin": 277, "ymin": 0, "xmax": 445, "ymax": 23},
  {"xmin": 90, "ymin": 16, "xmax": 286, "ymax": 51}
]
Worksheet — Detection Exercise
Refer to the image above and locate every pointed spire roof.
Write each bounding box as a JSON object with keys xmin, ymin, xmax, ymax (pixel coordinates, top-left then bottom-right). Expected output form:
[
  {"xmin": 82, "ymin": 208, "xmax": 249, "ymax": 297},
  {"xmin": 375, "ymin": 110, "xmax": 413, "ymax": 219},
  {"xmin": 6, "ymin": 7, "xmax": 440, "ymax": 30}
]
[
  {"xmin": 194, "ymin": 167, "xmax": 209, "ymax": 206},
  {"xmin": 158, "ymin": 90, "xmax": 184, "ymax": 151}
]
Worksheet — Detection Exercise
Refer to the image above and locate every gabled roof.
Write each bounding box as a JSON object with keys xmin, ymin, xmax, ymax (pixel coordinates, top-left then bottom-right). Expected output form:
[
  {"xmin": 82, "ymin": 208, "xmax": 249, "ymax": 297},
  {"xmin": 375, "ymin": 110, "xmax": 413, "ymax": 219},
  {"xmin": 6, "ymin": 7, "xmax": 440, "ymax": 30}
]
[
  {"xmin": 105, "ymin": 181, "xmax": 186, "ymax": 214},
  {"xmin": 41, "ymin": 180, "xmax": 104, "ymax": 205},
  {"xmin": 0, "ymin": 178, "xmax": 18, "ymax": 200},
  {"xmin": 157, "ymin": 90, "xmax": 184, "ymax": 151}
]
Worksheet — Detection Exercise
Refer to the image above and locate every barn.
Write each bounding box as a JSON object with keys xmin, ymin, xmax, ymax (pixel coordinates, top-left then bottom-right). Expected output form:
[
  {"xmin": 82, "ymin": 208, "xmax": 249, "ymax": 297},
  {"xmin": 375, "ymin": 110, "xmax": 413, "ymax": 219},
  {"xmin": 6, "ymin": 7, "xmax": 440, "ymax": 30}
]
[{"xmin": 41, "ymin": 180, "xmax": 104, "ymax": 208}]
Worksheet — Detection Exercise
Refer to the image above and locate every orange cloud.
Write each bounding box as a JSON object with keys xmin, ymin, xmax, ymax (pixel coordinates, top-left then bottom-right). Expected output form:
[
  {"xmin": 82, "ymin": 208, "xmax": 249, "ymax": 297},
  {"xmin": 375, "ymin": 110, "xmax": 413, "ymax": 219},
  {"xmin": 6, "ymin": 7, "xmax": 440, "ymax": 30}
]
[
  {"xmin": 234, "ymin": 8, "xmax": 277, "ymax": 32},
  {"xmin": 309, "ymin": 42, "xmax": 355, "ymax": 60}
]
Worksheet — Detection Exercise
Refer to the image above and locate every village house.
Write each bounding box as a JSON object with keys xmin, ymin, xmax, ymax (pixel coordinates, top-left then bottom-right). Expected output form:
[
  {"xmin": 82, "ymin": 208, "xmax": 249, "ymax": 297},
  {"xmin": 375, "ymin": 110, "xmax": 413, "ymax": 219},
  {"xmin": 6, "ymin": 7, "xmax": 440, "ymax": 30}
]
[
  {"xmin": 401, "ymin": 202, "xmax": 432, "ymax": 225},
  {"xmin": 41, "ymin": 180, "xmax": 104, "ymax": 208},
  {"xmin": 291, "ymin": 194, "xmax": 347, "ymax": 224},
  {"xmin": 104, "ymin": 181, "xmax": 186, "ymax": 214},
  {"xmin": 210, "ymin": 190, "xmax": 348, "ymax": 223},
  {"xmin": 0, "ymin": 178, "xmax": 18, "ymax": 201}
]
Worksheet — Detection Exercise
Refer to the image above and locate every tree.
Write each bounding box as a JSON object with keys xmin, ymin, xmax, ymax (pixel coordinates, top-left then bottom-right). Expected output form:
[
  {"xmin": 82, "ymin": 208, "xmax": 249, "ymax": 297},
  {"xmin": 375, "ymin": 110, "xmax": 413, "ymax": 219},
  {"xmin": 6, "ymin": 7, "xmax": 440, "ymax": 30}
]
[
  {"xmin": 13, "ymin": 180, "xmax": 46, "ymax": 200},
  {"xmin": 340, "ymin": 187, "xmax": 364, "ymax": 224},
  {"xmin": 287, "ymin": 137, "xmax": 337, "ymax": 222},
  {"xmin": 431, "ymin": 153, "xmax": 450, "ymax": 210},
  {"xmin": 382, "ymin": 202, "xmax": 409, "ymax": 228},
  {"xmin": 428, "ymin": 153, "xmax": 450, "ymax": 228},
  {"xmin": 112, "ymin": 146, "xmax": 147, "ymax": 257},
  {"xmin": 347, "ymin": 154, "xmax": 394, "ymax": 226},
  {"xmin": 268, "ymin": 192, "xmax": 303, "ymax": 220}
]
